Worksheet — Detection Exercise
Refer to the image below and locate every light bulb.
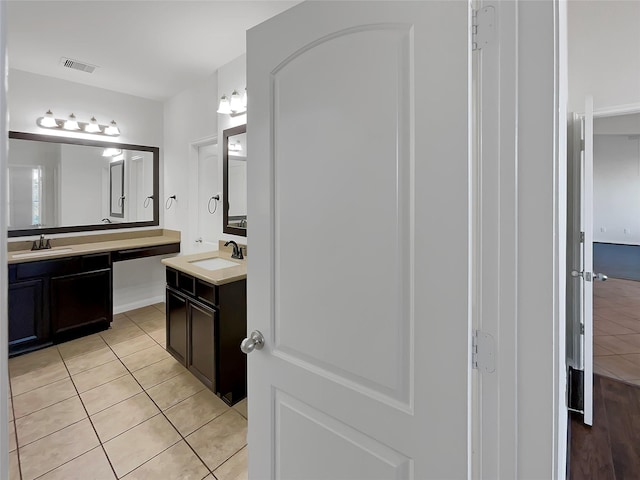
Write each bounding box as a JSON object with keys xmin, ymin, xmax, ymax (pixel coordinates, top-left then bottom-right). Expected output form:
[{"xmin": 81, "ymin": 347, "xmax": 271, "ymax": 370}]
[
  {"xmin": 85, "ymin": 116, "xmax": 101, "ymax": 133},
  {"xmin": 39, "ymin": 110, "xmax": 58, "ymax": 128},
  {"xmin": 63, "ymin": 113, "xmax": 80, "ymax": 130},
  {"xmin": 105, "ymin": 120, "xmax": 120, "ymax": 136},
  {"xmin": 229, "ymin": 90, "xmax": 242, "ymax": 112},
  {"xmin": 217, "ymin": 95, "xmax": 231, "ymax": 114},
  {"xmin": 102, "ymin": 148, "xmax": 122, "ymax": 157}
]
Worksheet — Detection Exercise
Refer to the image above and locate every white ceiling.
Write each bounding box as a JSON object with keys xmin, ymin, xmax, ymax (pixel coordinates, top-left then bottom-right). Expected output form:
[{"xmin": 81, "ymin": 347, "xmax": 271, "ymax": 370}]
[{"xmin": 6, "ymin": 1, "xmax": 299, "ymax": 101}]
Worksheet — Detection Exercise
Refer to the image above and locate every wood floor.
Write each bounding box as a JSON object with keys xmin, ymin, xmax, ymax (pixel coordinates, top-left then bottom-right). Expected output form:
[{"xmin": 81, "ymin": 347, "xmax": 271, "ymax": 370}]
[
  {"xmin": 593, "ymin": 278, "xmax": 640, "ymax": 383},
  {"xmin": 570, "ymin": 277, "xmax": 640, "ymax": 478},
  {"xmin": 569, "ymin": 374, "xmax": 640, "ymax": 479}
]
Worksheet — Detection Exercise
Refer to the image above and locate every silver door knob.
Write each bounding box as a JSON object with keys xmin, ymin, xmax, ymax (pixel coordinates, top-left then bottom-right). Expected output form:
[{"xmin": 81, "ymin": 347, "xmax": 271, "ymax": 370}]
[
  {"xmin": 571, "ymin": 271, "xmax": 608, "ymax": 282},
  {"xmin": 241, "ymin": 330, "xmax": 265, "ymax": 354}
]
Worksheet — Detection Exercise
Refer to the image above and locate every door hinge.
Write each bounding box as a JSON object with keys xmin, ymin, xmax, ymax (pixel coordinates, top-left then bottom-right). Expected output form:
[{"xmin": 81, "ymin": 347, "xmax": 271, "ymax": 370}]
[
  {"xmin": 472, "ymin": 330, "xmax": 495, "ymax": 373},
  {"xmin": 580, "ymin": 231, "xmax": 585, "ymax": 243},
  {"xmin": 472, "ymin": 6, "xmax": 496, "ymax": 51}
]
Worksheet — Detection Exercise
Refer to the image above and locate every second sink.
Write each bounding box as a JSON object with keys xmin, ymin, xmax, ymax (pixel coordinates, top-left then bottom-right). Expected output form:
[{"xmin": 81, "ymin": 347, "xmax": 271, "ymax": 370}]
[{"xmin": 189, "ymin": 257, "xmax": 240, "ymax": 271}]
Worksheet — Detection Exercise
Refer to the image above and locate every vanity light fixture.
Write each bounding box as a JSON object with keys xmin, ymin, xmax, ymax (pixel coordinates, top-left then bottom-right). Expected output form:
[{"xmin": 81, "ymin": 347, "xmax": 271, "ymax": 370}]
[
  {"xmin": 36, "ymin": 110, "xmax": 121, "ymax": 137},
  {"xmin": 217, "ymin": 87, "xmax": 247, "ymax": 117}
]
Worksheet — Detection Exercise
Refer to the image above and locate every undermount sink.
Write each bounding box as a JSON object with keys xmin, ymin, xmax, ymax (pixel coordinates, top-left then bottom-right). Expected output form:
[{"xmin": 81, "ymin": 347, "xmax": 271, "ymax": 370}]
[
  {"xmin": 189, "ymin": 257, "xmax": 240, "ymax": 271},
  {"xmin": 12, "ymin": 248, "xmax": 74, "ymax": 259}
]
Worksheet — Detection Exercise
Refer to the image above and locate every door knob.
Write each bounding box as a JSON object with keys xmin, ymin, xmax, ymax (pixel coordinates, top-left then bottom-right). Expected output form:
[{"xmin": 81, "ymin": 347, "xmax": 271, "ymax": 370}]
[
  {"xmin": 241, "ymin": 330, "xmax": 265, "ymax": 354},
  {"xmin": 571, "ymin": 270, "xmax": 608, "ymax": 282}
]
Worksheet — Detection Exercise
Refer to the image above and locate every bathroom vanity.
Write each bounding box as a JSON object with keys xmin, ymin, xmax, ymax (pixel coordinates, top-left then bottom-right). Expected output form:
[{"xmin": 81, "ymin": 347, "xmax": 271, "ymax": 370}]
[
  {"xmin": 162, "ymin": 249, "xmax": 247, "ymax": 406},
  {"xmin": 7, "ymin": 229, "xmax": 180, "ymax": 356}
]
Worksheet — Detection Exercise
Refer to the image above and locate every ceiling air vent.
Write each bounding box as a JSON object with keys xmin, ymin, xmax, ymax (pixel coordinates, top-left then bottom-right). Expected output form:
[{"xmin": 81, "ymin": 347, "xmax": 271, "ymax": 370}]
[{"xmin": 59, "ymin": 57, "xmax": 97, "ymax": 74}]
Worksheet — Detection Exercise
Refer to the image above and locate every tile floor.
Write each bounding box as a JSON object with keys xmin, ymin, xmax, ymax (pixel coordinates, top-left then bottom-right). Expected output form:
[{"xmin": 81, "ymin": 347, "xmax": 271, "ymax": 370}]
[
  {"xmin": 7, "ymin": 303, "xmax": 248, "ymax": 480},
  {"xmin": 594, "ymin": 277, "xmax": 640, "ymax": 384}
]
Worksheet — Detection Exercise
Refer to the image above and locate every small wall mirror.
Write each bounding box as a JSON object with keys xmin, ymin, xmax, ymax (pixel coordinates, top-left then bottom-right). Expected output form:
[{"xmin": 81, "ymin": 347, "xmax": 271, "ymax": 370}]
[
  {"xmin": 7, "ymin": 131, "xmax": 159, "ymax": 237},
  {"xmin": 109, "ymin": 159, "xmax": 125, "ymax": 218},
  {"xmin": 223, "ymin": 124, "xmax": 247, "ymax": 237}
]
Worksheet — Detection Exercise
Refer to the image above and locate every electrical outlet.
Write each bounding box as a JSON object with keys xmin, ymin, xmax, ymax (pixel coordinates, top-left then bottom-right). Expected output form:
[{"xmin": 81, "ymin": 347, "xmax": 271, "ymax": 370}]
[{"xmin": 600, "ymin": 227, "xmax": 607, "ymax": 233}]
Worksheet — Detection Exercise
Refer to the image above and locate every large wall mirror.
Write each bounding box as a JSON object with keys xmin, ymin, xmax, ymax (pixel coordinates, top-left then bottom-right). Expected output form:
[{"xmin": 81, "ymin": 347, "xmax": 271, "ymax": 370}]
[
  {"xmin": 223, "ymin": 124, "xmax": 247, "ymax": 237},
  {"xmin": 7, "ymin": 131, "xmax": 159, "ymax": 237}
]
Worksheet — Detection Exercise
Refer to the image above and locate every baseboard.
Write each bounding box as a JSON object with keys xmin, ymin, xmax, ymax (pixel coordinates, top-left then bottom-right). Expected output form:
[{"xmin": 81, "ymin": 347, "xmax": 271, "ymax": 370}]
[{"xmin": 114, "ymin": 295, "xmax": 165, "ymax": 315}]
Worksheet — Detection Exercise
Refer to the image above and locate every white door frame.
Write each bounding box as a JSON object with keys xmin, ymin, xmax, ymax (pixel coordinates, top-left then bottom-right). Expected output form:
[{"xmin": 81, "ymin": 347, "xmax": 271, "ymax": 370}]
[
  {"xmin": 0, "ymin": 2, "xmax": 9, "ymax": 477},
  {"xmin": 476, "ymin": 1, "xmax": 567, "ymax": 478},
  {"xmin": 187, "ymin": 135, "xmax": 217, "ymax": 252}
]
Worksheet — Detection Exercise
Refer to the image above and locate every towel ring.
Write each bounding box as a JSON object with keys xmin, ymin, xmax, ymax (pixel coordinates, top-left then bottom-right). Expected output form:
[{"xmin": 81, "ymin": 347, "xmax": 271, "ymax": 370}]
[
  {"xmin": 143, "ymin": 195, "xmax": 154, "ymax": 208},
  {"xmin": 165, "ymin": 195, "xmax": 177, "ymax": 209},
  {"xmin": 208, "ymin": 194, "xmax": 220, "ymax": 214}
]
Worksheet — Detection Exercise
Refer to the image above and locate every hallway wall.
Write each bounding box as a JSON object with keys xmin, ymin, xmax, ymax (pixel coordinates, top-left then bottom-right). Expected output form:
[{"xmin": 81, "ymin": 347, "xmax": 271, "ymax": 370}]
[{"xmin": 568, "ymin": 1, "xmax": 640, "ymax": 112}]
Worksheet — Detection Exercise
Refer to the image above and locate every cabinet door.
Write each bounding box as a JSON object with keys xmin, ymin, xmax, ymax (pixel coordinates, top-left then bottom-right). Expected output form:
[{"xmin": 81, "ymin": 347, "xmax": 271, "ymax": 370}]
[
  {"xmin": 166, "ymin": 288, "xmax": 188, "ymax": 365},
  {"xmin": 51, "ymin": 268, "xmax": 112, "ymax": 340},
  {"xmin": 188, "ymin": 301, "xmax": 216, "ymax": 391},
  {"xmin": 8, "ymin": 279, "xmax": 48, "ymax": 354}
]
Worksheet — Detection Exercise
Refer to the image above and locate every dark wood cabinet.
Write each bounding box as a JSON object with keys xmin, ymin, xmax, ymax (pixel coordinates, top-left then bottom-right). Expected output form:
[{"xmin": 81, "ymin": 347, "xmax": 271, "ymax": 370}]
[
  {"xmin": 51, "ymin": 268, "xmax": 112, "ymax": 342},
  {"xmin": 8, "ymin": 253, "xmax": 113, "ymax": 356},
  {"xmin": 188, "ymin": 300, "xmax": 217, "ymax": 390},
  {"xmin": 8, "ymin": 279, "xmax": 48, "ymax": 353},
  {"xmin": 165, "ymin": 267, "xmax": 246, "ymax": 405},
  {"xmin": 166, "ymin": 288, "xmax": 188, "ymax": 364},
  {"xmin": 8, "ymin": 242, "xmax": 181, "ymax": 357}
]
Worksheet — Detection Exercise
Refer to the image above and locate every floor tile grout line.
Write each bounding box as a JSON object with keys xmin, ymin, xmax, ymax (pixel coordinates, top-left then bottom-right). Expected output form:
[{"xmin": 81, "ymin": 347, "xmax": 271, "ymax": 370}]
[
  {"xmin": 9, "ymin": 370, "xmax": 70, "ymax": 398},
  {"xmin": 55, "ymin": 350, "xmax": 120, "ymax": 480},
  {"xmin": 12, "ymin": 304, "xmax": 243, "ymax": 479},
  {"xmin": 8, "ymin": 307, "xmax": 163, "ymax": 479},
  {"xmin": 15, "ymin": 415, "xmax": 87, "ymax": 452},
  {"xmin": 100, "ymin": 326, "xmax": 247, "ymax": 478},
  {"xmin": 100, "ymin": 331, "xmax": 223, "ymax": 477},
  {"xmin": 210, "ymin": 445, "xmax": 248, "ymax": 478},
  {"xmin": 17, "ymin": 367, "xmax": 116, "ymax": 480},
  {"xmin": 9, "ymin": 381, "xmax": 24, "ymax": 480}
]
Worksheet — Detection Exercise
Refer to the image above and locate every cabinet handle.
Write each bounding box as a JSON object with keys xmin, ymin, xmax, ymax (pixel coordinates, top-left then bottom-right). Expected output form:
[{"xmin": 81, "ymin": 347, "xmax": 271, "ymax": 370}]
[{"xmin": 241, "ymin": 330, "xmax": 265, "ymax": 354}]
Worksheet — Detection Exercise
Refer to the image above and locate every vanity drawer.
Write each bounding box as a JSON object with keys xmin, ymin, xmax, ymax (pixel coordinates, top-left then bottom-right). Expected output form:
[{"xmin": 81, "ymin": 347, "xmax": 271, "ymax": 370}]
[
  {"xmin": 178, "ymin": 272, "xmax": 196, "ymax": 296},
  {"xmin": 196, "ymin": 279, "xmax": 218, "ymax": 307},
  {"xmin": 112, "ymin": 243, "xmax": 180, "ymax": 262},
  {"xmin": 166, "ymin": 268, "xmax": 179, "ymax": 289},
  {"xmin": 15, "ymin": 254, "xmax": 110, "ymax": 280},
  {"xmin": 81, "ymin": 253, "xmax": 111, "ymax": 271},
  {"xmin": 165, "ymin": 267, "xmax": 218, "ymax": 306}
]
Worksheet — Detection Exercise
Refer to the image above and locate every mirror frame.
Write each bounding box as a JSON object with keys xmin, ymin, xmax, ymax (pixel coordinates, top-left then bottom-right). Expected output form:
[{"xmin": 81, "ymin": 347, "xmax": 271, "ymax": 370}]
[
  {"xmin": 222, "ymin": 124, "xmax": 247, "ymax": 237},
  {"xmin": 8, "ymin": 131, "xmax": 160, "ymax": 237}
]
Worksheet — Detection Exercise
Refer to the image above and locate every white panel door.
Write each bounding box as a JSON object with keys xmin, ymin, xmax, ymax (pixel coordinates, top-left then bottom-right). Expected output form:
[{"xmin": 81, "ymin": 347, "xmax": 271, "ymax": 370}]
[{"xmin": 247, "ymin": 2, "xmax": 471, "ymax": 478}]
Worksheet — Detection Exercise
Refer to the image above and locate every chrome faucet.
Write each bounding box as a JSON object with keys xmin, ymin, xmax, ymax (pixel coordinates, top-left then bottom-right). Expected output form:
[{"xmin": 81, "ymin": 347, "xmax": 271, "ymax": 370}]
[
  {"xmin": 224, "ymin": 241, "xmax": 244, "ymax": 260},
  {"xmin": 31, "ymin": 234, "xmax": 51, "ymax": 251}
]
